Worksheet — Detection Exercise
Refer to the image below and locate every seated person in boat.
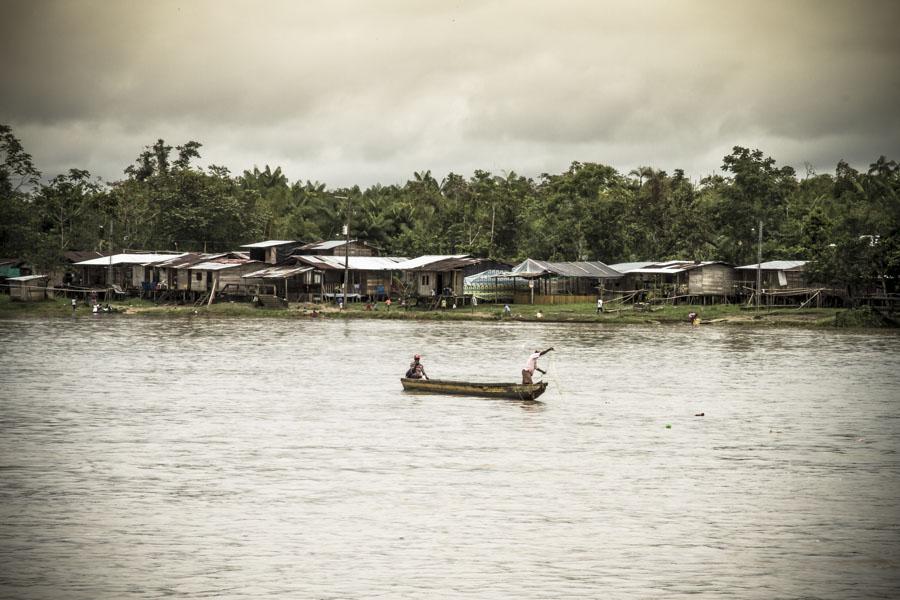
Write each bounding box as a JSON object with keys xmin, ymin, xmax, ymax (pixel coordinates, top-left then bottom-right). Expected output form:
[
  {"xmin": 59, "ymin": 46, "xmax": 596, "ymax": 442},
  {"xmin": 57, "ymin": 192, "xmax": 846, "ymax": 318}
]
[
  {"xmin": 405, "ymin": 354, "xmax": 428, "ymax": 380},
  {"xmin": 522, "ymin": 347, "xmax": 553, "ymax": 384}
]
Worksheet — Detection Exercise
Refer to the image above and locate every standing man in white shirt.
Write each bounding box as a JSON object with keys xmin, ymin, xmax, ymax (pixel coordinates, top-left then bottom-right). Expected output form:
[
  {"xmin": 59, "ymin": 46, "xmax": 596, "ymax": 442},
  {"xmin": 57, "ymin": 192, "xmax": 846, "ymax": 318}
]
[{"xmin": 522, "ymin": 347, "xmax": 553, "ymax": 384}]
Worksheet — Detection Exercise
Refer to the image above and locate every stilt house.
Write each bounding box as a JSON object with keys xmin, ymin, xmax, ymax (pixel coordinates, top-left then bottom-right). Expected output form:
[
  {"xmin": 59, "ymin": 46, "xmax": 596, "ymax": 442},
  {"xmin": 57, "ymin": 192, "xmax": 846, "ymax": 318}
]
[{"xmin": 509, "ymin": 259, "xmax": 623, "ymax": 304}]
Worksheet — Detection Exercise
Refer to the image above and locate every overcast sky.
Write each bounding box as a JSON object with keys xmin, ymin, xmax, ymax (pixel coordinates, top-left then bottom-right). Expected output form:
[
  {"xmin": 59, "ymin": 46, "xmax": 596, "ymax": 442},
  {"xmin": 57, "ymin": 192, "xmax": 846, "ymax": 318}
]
[{"xmin": 2, "ymin": 0, "xmax": 899, "ymax": 187}]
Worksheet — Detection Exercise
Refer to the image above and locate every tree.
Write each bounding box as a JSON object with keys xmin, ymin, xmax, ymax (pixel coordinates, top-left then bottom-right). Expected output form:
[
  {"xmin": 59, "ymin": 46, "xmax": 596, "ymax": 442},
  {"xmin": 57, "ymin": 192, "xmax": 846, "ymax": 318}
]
[
  {"xmin": 34, "ymin": 168, "xmax": 102, "ymax": 252},
  {"xmin": 714, "ymin": 147, "xmax": 798, "ymax": 264},
  {"xmin": 0, "ymin": 124, "xmax": 42, "ymax": 259}
]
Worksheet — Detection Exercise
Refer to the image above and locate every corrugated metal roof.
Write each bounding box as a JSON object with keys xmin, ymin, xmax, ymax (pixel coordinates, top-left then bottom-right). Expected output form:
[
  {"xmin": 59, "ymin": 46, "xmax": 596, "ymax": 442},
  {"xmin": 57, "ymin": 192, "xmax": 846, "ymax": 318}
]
[
  {"xmin": 608, "ymin": 261, "xmax": 656, "ymax": 273},
  {"xmin": 144, "ymin": 252, "xmax": 220, "ymax": 268},
  {"xmin": 292, "ymin": 255, "xmax": 406, "ymax": 271},
  {"xmin": 75, "ymin": 253, "xmax": 185, "ymax": 266},
  {"xmin": 625, "ymin": 260, "xmax": 731, "ymax": 274},
  {"xmin": 7, "ymin": 274, "xmax": 48, "ymax": 282},
  {"xmin": 189, "ymin": 259, "xmax": 259, "ymax": 271},
  {"xmin": 240, "ymin": 240, "xmax": 298, "ymax": 248},
  {"xmin": 511, "ymin": 259, "xmax": 622, "ymax": 278},
  {"xmin": 391, "ymin": 255, "xmax": 472, "ymax": 270},
  {"xmin": 63, "ymin": 251, "xmax": 105, "ymax": 263},
  {"xmin": 243, "ymin": 265, "xmax": 314, "ymax": 279},
  {"xmin": 298, "ymin": 240, "xmax": 356, "ymax": 250},
  {"xmin": 736, "ymin": 260, "xmax": 807, "ymax": 271}
]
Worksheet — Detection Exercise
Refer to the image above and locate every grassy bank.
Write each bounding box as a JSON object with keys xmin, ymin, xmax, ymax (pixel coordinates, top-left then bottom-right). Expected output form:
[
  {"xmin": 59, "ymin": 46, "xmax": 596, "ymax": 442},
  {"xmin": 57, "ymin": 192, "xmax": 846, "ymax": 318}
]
[{"xmin": 0, "ymin": 294, "xmax": 880, "ymax": 328}]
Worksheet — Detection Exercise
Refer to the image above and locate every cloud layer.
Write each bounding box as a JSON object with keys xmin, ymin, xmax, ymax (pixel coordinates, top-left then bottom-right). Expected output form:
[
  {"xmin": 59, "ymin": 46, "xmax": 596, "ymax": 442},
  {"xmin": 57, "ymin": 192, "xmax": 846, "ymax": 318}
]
[{"xmin": 2, "ymin": 0, "xmax": 899, "ymax": 186}]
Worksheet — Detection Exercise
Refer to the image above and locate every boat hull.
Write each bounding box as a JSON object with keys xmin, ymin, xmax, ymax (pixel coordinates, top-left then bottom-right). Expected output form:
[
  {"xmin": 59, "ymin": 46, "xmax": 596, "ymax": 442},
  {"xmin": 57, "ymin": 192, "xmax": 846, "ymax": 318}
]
[{"xmin": 400, "ymin": 378, "xmax": 548, "ymax": 401}]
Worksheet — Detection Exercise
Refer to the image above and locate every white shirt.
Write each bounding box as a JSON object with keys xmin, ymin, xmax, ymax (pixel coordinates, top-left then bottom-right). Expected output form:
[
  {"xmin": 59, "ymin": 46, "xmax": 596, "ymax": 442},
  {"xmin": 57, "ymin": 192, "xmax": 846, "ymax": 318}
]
[{"xmin": 524, "ymin": 351, "xmax": 541, "ymax": 373}]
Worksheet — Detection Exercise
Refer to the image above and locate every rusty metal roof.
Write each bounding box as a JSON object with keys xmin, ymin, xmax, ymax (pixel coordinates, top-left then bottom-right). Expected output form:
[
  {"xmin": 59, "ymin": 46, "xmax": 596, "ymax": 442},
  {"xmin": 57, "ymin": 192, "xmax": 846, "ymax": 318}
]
[
  {"xmin": 189, "ymin": 258, "xmax": 260, "ymax": 271},
  {"xmin": 291, "ymin": 255, "xmax": 406, "ymax": 271},
  {"xmin": 242, "ymin": 265, "xmax": 314, "ymax": 279},
  {"xmin": 298, "ymin": 240, "xmax": 354, "ymax": 250},
  {"xmin": 144, "ymin": 252, "xmax": 217, "ymax": 268},
  {"xmin": 618, "ymin": 260, "xmax": 732, "ymax": 274}
]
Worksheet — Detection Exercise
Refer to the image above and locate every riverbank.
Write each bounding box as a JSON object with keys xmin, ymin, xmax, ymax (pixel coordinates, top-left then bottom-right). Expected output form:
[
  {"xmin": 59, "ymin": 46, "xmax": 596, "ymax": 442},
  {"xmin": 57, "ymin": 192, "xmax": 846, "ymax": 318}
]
[{"xmin": 2, "ymin": 295, "xmax": 892, "ymax": 328}]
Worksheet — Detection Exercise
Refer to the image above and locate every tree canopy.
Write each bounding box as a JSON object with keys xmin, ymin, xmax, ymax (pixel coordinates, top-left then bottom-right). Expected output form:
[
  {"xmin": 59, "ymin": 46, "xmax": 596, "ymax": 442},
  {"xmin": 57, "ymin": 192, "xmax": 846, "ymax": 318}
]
[{"xmin": 1, "ymin": 124, "xmax": 897, "ymax": 294}]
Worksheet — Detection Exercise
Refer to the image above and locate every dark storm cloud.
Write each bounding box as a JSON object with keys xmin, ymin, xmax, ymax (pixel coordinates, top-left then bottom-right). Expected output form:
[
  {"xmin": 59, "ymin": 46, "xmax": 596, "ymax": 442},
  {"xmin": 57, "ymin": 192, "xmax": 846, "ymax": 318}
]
[{"xmin": 1, "ymin": 0, "xmax": 898, "ymax": 186}]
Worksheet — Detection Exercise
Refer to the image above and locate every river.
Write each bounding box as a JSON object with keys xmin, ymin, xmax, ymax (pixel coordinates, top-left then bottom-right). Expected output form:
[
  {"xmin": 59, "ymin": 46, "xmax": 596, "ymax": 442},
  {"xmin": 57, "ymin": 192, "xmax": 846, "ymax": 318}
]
[{"xmin": 1, "ymin": 317, "xmax": 899, "ymax": 599}]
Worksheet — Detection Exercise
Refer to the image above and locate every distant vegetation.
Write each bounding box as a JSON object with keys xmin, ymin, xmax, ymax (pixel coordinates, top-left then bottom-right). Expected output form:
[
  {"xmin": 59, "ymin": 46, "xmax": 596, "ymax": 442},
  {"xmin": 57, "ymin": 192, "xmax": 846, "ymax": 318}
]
[{"xmin": 1, "ymin": 123, "xmax": 898, "ymax": 297}]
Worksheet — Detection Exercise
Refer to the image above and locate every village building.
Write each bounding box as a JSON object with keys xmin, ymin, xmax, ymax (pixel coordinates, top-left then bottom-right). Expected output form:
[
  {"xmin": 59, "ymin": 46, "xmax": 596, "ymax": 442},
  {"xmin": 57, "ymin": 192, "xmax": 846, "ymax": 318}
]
[
  {"xmin": 242, "ymin": 261, "xmax": 318, "ymax": 303},
  {"xmin": 188, "ymin": 255, "xmax": 262, "ymax": 302},
  {"xmin": 47, "ymin": 251, "xmax": 106, "ymax": 288},
  {"xmin": 7, "ymin": 275, "xmax": 49, "ymax": 301},
  {"xmin": 139, "ymin": 252, "xmax": 242, "ymax": 301},
  {"xmin": 735, "ymin": 260, "xmax": 824, "ymax": 306},
  {"xmin": 609, "ymin": 260, "xmax": 737, "ymax": 304},
  {"xmin": 240, "ymin": 240, "xmax": 303, "ymax": 265},
  {"xmin": 390, "ymin": 255, "xmax": 493, "ymax": 306},
  {"xmin": 283, "ymin": 255, "xmax": 406, "ymax": 302},
  {"xmin": 73, "ymin": 253, "xmax": 185, "ymax": 296},
  {"xmin": 237, "ymin": 239, "xmax": 387, "ymax": 304},
  {"xmin": 509, "ymin": 259, "xmax": 623, "ymax": 304},
  {"xmin": 0, "ymin": 259, "xmax": 32, "ymax": 292}
]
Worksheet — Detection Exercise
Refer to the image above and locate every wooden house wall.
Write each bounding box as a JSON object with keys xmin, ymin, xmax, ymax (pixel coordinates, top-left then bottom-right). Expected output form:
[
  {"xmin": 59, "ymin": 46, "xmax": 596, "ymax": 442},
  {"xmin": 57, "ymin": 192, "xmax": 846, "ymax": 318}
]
[
  {"xmin": 411, "ymin": 270, "xmax": 464, "ymax": 296},
  {"xmin": 736, "ymin": 268, "xmax": 807, "ymax": 290},
  {"xmin": 345, "ymin": 242, "xmax": 375, "ymax": 257},
  {"xmin": 177, "ymin": 268, "xmax": 204, "ymax": 291},
  {"xmin": 10, "ymin": 280, "xmax": 47, "ymax": 301},
  {"xmin": 687, "ymin": 264, "xmax": 735, "ymax": 295},
  {"xmin": 210, "ymin": 264, "xmax": 261, "ymax": 292},
  {"xmin": 617, "ymin": 272, "xmax": 678, "ymax": 291},
  {"xmin": 313, "ymin": 241, "xmax": 377, "ymax": 257},
  {"xmin": 132, "ymin": 266, "xmax": 148, "ymax": 289},
  {"xmin": 245, "ymin": 244, "xmax": 302, "ymax": 264},
  {"xmin": 316, "ymin": 269, "xmax": 394, "ymax": 298},
  {"xmin": 513, "ymin": 292, "xmax": 596, "ymax": 305}
]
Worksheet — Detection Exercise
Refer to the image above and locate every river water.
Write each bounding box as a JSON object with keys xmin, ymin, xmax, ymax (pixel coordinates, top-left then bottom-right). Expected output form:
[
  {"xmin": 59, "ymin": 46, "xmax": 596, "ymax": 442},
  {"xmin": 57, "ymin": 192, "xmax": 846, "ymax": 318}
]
[{"xmin": 1, "ymin": 317, "xmax": 899, "ymax": 599}]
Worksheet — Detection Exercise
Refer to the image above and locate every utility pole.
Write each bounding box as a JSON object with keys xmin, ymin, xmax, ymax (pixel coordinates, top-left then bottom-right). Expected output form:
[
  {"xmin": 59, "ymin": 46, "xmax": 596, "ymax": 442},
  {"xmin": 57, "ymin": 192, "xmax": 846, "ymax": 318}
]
[
  {"xmin": 756, "ymin": 220, "xmax": 763, "ymax": 313},
  {"xmin": 108, "ymin": 219, "xmax": 114, "ymax": 296},
  {"xmin": 334, "ymin": 195, "xmax": 351, "ymax": 304}
]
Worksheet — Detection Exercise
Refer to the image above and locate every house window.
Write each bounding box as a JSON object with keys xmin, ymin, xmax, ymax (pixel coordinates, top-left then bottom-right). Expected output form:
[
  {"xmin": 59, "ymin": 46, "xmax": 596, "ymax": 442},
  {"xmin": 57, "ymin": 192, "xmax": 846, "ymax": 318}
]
[
  {"xmin": 422, "ymin": 275, "xmax": 430, "ymax": 285},
  {"xmin": 195, "ymin": 272, "xmax": 202, "ymax": 281}
]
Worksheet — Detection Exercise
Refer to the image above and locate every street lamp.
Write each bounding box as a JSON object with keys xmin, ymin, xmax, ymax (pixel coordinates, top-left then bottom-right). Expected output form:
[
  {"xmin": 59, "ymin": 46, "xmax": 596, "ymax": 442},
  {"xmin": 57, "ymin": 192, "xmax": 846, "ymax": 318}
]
[{"xmin": 333, "ymin": 194, "xmax": 351, "ymax": 304}]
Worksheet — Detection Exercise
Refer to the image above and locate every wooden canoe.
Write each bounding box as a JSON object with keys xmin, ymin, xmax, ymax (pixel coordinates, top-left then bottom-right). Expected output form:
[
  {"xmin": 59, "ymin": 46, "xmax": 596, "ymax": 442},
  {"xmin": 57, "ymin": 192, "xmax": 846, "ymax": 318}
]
[{"xmin": 400, "ymin": 378, "xmax": 548, "ymax": 401}]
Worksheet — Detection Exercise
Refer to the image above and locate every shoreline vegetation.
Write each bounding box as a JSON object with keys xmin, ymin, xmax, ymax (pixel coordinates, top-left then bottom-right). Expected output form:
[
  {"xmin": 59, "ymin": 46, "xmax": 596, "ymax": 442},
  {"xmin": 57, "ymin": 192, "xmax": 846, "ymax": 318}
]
[{"xmin": 2, "ymin": 296, "xmax": 895, "ymax": 329}]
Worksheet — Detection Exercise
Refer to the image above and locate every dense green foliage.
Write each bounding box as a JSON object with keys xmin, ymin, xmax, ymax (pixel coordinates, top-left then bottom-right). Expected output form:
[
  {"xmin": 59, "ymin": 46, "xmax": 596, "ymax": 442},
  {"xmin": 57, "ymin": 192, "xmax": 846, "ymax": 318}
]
[{"xmin": 1, "ymin": 124, "xmax": 897, "ymax": 294}]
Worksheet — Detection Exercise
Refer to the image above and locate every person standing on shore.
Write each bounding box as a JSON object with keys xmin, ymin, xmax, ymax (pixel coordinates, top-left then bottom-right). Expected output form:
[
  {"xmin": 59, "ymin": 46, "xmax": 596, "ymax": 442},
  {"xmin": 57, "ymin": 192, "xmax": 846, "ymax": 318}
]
[
  {"xmin": 596, "ymin": 297, "xmax": 604, "ymax": 314},
  {"xmin": 522, "ymin": 347, "xmax": 553, "ymax": 384},
  {"xmin": 71, "ymin": 298, "xmax": 77, "ymax": 313}
]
